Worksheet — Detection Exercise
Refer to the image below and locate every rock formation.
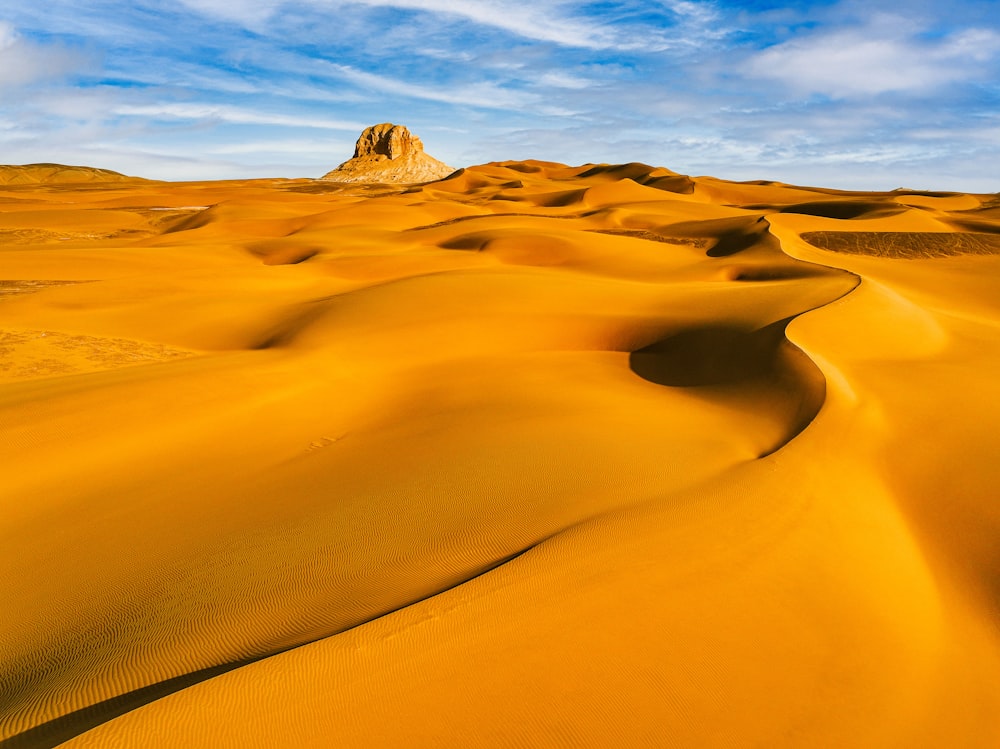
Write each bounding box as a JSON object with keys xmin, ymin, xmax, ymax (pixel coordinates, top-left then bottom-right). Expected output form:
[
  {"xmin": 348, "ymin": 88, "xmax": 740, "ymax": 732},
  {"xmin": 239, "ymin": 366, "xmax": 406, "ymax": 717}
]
[{"xmin": 322, "ymin": 123, "xmax": 455, "ymax": 184}]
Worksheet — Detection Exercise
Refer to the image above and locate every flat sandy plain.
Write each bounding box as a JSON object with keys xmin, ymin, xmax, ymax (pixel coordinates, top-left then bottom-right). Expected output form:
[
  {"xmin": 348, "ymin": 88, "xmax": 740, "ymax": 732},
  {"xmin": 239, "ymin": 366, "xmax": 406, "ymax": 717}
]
[{"xmin": 1, "ymin": 160, "xmax": 999, "ymax": 747}]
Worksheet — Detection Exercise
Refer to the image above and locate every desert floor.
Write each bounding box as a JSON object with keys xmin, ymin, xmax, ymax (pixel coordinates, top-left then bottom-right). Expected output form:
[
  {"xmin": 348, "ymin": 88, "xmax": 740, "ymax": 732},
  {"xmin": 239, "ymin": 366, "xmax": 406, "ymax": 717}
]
[{"xmin": 2, "ymin": 161, "xmax": 999, "ymax": 747}]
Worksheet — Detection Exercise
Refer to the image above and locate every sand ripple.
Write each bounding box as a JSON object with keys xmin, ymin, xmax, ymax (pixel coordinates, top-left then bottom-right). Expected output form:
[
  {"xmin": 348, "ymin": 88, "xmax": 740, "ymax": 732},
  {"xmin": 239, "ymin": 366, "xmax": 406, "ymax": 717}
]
[{"xmin": 803, "ymin": 230, "xmax": 1000, "ymax": 258}]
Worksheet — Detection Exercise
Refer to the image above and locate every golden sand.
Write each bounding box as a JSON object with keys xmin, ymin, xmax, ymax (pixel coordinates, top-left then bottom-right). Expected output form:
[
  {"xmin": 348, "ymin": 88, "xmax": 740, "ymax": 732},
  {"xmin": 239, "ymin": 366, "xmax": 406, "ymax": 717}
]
[{"xmin": 1, "ymin": 162, "xmax": 999, "ymax": 747}]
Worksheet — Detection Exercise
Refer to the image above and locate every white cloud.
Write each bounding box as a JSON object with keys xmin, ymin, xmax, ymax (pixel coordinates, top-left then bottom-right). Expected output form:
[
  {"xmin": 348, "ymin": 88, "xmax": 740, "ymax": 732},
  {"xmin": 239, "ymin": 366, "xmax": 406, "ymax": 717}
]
[
  {"xmin": 939, "ymin": 28, "xmax": 1000, "ymax": 63},
  {"xmin": 210, "ymin": 138, "xmax": 352, "ymax": 155},
  {"xmin": 0, "ymin": 22, "xmax": 92, "ymax": 89},
  {"xmin": 112, "ymin": 103, "xmax": 366, "ymax": 130},
  {"xmin": 746, "ymin": 18, "xmax": 1000, "ymax": 97},
  {"xmin": 536, "ymin": 71, "xmax": 594, "ymax": 90},
  {"xmin": 0, "ymin": 21, "xmax": 17, "ymax": 48}
]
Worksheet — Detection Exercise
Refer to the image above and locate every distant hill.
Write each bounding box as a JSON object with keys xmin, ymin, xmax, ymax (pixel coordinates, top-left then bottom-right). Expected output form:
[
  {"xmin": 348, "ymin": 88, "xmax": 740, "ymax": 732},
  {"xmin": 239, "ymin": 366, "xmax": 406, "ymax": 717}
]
[{"xmin": 0, "ymin": 163, "xmax": 148, "ymax": 185}]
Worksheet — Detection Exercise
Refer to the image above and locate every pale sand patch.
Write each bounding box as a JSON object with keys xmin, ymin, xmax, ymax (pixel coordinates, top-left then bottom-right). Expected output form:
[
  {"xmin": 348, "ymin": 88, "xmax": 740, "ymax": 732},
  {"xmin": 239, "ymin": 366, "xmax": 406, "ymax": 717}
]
[{"xmin": 0, "ymin": 329, "xmax": 195, "ymax": 381}]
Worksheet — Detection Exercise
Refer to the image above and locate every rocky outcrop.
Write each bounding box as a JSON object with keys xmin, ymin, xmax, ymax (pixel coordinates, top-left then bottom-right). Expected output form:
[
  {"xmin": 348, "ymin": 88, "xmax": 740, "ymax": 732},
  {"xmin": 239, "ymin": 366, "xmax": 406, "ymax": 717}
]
[{"xmin": 322, "ymin": 123, "xmax": 455, "ymax": 184}]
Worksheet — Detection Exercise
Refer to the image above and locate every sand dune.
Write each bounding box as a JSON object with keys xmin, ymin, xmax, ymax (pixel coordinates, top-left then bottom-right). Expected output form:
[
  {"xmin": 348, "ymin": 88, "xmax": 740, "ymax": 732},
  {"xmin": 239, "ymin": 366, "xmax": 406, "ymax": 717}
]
[
  {"xmin": 0, "ymin": 164, "xmax": 146, "ymax": 186},
  {"xmin": 1, "ymin": 159, "xmax": 999, "ymax": 748}
]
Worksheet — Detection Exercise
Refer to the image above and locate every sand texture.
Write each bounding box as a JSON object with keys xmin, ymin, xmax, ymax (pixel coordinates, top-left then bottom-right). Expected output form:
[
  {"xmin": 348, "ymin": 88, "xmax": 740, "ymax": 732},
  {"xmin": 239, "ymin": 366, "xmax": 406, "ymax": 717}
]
[{"xmin": 1, "ymin": 161, "xmax": 999, "ymax": 747}]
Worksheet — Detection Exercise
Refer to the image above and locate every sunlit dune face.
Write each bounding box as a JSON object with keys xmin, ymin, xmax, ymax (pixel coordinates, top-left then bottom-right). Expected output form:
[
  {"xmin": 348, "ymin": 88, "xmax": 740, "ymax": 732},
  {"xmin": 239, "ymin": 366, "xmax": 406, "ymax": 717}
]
[{"xmin": 2, "ymin": 162, "xmax": 1000, "ymax": 749}]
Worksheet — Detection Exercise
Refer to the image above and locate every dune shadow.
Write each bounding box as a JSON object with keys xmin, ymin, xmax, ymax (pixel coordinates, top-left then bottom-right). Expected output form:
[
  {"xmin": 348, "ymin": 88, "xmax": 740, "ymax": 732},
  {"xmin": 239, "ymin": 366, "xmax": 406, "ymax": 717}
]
[
  {"xmin": 778, "ymin": 200, "xmax": 905, "ymax": 220},
  {"xmin": 661, "ymin": 215, "xmax": 778, "ymax": 258},
  {"xmin": 945, "ymin": 217, "xmax": 1000, "ymax": 235},
  {"xmin": 0, "ymin": 660, "xmax": 248, "ymax": 749},
  {"xmin": 630, "ymin": 323, "xmax": 782, "ymax": 387},
  {"xmin": 517, "ymin": 189, "xmax": 588, "ymax": 207},
  {"xmin": 726, "ymin": 265, "xmax": 826, "ymax": 281},
  {"xmin": 707, "ymin": 217, "xmax": 781, "ymax": 258},
  {"xmin": 629, "ymin": 320, "xmax": 826, "ymax": 457}
]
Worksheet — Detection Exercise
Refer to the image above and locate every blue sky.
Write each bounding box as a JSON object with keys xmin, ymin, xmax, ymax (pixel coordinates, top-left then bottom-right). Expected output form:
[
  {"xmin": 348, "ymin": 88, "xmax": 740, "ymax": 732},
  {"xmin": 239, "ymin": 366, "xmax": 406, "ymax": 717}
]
[{"xmin": 1, "ymin": 0, "xmax": 998, "ymax": 190}]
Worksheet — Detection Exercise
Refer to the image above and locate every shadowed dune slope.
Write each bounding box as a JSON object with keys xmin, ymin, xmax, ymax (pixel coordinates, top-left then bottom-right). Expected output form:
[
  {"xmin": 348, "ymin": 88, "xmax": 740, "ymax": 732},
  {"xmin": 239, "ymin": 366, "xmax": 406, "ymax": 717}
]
[{"xmin": 1, "ymin": 162, "xmax": 999, "ymax": 748}]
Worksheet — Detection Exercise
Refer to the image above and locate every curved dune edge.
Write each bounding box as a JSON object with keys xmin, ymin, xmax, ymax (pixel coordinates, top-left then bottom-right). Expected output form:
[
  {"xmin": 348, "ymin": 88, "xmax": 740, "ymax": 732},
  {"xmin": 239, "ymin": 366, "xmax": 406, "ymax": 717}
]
[
  {"xmin": 629, "ymin": 317, "xmax": 829, "ymax": 458},
  {"xmin": 2, "ymin": 163, "xmax": 999, "ymax": 747}
]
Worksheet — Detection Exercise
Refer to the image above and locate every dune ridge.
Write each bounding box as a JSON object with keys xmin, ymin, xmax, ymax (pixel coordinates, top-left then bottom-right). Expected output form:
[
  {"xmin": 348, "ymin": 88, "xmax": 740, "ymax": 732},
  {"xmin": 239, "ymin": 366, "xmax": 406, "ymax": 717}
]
[{"xmin": 1, "ymin": 159, "xmax": 999, "ymax": 747}]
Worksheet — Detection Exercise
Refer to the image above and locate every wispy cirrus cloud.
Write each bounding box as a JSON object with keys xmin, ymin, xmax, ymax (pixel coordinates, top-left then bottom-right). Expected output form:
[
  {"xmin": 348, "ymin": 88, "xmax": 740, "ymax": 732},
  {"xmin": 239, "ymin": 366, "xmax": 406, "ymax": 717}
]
[
  {"xmin": 320, "ymin": 63, "xmax": 536, "ymax": 109},
  {"xmin": 175, "ymin": 0, "xmax": 725, "ymax": 51},
  {"xmin": 336, "ymin": 0, "xmax": 623, "ymax": 49},
  {"xmin": 112, "ymin": 103, "xmax": 365, "ymax": 131}
]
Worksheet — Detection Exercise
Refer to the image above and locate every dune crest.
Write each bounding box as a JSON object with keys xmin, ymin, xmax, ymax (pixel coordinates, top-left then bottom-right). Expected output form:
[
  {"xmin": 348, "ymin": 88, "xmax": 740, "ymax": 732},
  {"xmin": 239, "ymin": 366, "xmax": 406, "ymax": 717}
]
[{"xmin": 1, "ymin": 158, "xmax": 999, "ymax": 748}]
